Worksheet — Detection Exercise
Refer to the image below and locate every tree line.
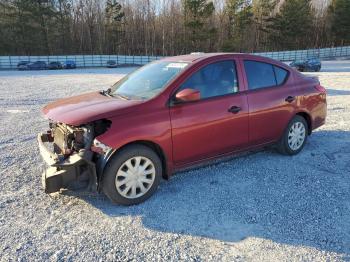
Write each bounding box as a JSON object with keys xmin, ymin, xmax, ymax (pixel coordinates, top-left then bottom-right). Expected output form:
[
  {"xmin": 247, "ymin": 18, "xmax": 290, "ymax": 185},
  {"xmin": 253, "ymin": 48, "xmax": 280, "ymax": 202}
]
[{"xmin": 0, "ymin": 0, "xmax": 349, "ymax": 56}]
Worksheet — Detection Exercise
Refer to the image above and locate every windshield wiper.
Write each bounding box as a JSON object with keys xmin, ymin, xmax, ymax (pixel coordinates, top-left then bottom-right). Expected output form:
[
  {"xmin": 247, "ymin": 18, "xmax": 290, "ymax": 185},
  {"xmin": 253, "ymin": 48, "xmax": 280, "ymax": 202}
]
[
  {"xmin": 100, "ymin": 88, "xmax": 112, "ymax": 97},
  {"xmin": 114, "ymin": 93, "xmax": 130, "ymax": 100},
  {"xmin": 102, "ymin": 88, "xmax": 130, "ymax": 100}
]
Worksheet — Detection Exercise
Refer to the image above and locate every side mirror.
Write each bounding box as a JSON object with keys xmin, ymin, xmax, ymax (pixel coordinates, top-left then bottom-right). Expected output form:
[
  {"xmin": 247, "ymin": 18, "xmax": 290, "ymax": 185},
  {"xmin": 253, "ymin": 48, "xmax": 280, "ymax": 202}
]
[{"xmin": 175, "ymin": 88, "xmax": 200, "ymax": 103}]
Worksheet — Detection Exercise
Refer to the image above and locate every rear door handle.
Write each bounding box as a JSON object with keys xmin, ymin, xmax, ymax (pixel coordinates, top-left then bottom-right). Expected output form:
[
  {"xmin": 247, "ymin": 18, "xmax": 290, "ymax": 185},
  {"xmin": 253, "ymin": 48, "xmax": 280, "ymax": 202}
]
[
  {"xmin": 285, "ymin": 96, "xmax": 296, "ymax": 103},
  {"xmin": 228, "ymin": 106, "xmax": 241, "ymax": 114}
]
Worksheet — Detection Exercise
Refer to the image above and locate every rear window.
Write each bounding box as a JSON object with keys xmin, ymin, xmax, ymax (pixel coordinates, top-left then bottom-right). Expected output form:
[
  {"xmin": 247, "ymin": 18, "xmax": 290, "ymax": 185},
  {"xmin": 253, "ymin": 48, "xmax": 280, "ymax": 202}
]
[{"xmin": 244, "ymin": 60, "xmax": 289, "ymax": 90}]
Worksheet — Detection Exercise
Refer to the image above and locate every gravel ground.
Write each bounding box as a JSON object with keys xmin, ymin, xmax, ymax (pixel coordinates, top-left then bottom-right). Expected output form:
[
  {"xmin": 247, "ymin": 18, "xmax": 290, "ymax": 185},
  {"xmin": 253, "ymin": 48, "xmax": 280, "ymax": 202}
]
[{"xmin": 0, "ymin": 61, "xmax": 349, "ymax": 261}]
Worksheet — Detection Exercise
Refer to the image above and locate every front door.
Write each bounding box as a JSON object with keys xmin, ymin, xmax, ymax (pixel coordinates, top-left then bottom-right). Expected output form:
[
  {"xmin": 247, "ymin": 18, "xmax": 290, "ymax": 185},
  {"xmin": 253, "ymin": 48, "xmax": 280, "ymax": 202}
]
[{"xmin": 169, "ymin": 60, "xmax": 249, "ymax": 166}]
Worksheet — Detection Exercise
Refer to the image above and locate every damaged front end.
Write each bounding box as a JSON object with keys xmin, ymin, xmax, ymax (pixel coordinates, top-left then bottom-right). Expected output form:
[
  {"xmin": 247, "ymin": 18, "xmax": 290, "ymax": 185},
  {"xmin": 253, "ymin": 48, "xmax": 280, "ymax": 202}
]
[{"xmin": 37, "ymin": 120, "xmax": 111, "ymax": 194}]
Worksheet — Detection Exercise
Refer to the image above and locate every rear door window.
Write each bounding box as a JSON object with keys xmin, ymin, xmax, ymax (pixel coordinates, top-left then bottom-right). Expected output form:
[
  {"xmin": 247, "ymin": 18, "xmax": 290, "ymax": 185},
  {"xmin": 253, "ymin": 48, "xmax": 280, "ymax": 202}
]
[
  {"xmin": 244, "ymin": 60, "xmax": 289, "ymax": 90},
  {"xmin": 244, "ymin": 61, "xmax": 276, "ymax": 89}
]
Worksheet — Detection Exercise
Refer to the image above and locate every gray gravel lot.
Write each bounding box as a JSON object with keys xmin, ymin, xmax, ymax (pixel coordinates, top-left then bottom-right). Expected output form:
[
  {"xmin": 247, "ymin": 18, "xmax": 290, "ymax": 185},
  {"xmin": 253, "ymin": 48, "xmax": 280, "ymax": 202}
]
[{"xmin": 0, "ymin": 61, "xmax": 349, "ymax": 261}]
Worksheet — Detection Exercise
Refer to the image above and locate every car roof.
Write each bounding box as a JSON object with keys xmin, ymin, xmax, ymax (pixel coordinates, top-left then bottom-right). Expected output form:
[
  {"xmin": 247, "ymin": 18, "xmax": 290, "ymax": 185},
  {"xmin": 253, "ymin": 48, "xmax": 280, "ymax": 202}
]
[
  {"xmin": 161, "ymin": 53, "xmax": 287, "ymax": 67},
  {"xmin": 161, "ymin": 53, "xmax": 237, "ymax": 63}
]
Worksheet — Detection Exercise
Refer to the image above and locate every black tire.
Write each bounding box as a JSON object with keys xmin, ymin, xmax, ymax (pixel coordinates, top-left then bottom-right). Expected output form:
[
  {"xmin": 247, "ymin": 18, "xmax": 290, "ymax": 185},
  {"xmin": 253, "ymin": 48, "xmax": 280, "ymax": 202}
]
[
  {"xmin": 102, "ymin": 144, "xmax": 162, "ymax": 205},
  {"xmin": 277, "ymin": 115, "xmax": 308, "ymax": 155}
]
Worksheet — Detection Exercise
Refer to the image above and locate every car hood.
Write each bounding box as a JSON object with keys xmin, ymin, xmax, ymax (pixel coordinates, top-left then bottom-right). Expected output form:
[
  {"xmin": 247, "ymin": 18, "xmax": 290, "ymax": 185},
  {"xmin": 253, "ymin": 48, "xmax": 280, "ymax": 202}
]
[{"xmin": 42, "ymin": 91, "xmax": 141, "ymax": 126}]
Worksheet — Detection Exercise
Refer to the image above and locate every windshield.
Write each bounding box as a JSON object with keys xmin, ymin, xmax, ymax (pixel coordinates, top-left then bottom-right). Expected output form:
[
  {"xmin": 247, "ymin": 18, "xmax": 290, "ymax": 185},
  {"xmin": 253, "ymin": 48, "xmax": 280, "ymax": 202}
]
[{"xmin": 110, "ymin": 61, "xmax": 188, "ymax": 100}]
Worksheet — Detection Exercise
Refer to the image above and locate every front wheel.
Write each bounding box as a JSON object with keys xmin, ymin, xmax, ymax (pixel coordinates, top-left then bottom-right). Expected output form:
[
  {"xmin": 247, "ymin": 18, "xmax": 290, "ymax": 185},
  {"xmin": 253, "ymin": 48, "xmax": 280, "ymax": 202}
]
[
  {"xmin": 277, "ymin": 115, "xmax": 308, "ymax": 155},
  {"xmin": 102, "ymin": 144, "xmax": 162, "ymax": 205}
]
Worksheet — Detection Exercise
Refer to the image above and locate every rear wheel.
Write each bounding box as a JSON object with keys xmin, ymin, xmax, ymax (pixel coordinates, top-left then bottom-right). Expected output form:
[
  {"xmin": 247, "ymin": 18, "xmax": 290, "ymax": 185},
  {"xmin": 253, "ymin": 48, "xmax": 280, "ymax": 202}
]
[
  {"xmin": 102, "ymin": 144, "xmax": 162, "ymax": 205},
  {"xmin": 277, "ymin": 115, "xmax": 308, "ymax": 155}
]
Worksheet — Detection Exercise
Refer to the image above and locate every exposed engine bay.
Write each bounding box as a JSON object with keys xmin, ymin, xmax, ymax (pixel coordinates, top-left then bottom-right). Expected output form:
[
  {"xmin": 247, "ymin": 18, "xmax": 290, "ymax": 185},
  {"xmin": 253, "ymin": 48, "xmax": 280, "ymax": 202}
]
[
  {"xmin": 51, "ymin": 122, "xmax": 93, "ymax": 156},
  {"xmin": 38, "ymin": 119, "xmax": 111, "ymax": 194}
]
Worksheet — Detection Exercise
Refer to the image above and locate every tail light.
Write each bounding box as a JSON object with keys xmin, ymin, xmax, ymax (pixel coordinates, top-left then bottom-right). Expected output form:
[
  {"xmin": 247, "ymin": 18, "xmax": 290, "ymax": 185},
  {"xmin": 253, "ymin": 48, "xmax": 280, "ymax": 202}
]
[{"xmin": 314, "ymin": 84, "xmax": 326, "ymax": 93}]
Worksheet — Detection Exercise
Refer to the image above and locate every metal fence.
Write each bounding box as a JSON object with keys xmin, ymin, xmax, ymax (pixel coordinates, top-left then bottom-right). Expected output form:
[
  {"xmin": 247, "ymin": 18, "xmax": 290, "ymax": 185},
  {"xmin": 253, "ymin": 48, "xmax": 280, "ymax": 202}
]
[
  {"xmin": 0, "ymin": 46, "xmax": 349, "ymax": 70},
  {"xmin": 0, "ymin": 54, "xmax": 163, "ymax": 69},
  {"xmin": 255, "ymin": 46, "xmax": 350, "ymax": 61}
]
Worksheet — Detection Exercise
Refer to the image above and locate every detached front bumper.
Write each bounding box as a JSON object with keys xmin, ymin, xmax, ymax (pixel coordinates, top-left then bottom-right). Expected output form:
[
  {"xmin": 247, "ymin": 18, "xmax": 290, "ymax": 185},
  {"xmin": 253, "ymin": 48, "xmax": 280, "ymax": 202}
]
[{"xmin": 37, "ymin": 133, "xmax": 97, "ymax": 194}]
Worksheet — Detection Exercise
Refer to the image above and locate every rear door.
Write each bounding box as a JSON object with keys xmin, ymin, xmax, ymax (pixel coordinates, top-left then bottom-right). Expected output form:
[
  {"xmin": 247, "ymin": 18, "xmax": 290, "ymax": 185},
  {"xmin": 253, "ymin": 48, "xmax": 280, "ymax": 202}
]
[
  {"xmin": 170, "ymin": 59, "xmax": 249, "ymax": 166},
  {"xmin": 242, "ymin": 59, "xmax": 296, "ymax": 145}
]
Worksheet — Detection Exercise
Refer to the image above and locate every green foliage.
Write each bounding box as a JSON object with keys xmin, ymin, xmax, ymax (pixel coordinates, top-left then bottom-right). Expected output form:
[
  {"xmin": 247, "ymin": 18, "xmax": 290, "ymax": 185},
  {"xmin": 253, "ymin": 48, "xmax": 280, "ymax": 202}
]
[
  {"xmin": 106, "ymin": 0, "xmax": 124, "ymax": 23},
  {"xmin": 329, "ymin": 0, "xmax": 350, "ymax": 45},
  {"xmin": 223, "ymin": 0, "xmax": 253, "ymax": 52},
  {"xmin": 252, "ymin": 0, "xmax": 276, "ymax": 50},
  {"xmin": 56, "ymin": 0, "xmax": 73, "ymax": 54},
  {"xmin": 105, "ymin": 0, "xmax": 125, "ymax": 53},
  {"xmin": 183, "ymin": 0, "xmax": 216, "ymax": 51},
  {"xmin": 0, "ymin": 0, "xmax": 59, "ymax": 54},
  {"xmin": 268, "ymin": 0, "xmax": 314, "ymax": 50}
]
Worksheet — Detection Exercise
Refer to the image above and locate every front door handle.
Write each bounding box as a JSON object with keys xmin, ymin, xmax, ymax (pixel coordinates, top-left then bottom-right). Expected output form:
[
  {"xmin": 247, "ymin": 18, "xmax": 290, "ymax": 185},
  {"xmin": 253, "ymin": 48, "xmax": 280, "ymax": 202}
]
[
  {"xmin": 228, "ymin": 106, "xmax": 241, "ymax": 114},
  {"xmin": 285, "ymin": 96, "xmax": 296, "ymax": 103}
]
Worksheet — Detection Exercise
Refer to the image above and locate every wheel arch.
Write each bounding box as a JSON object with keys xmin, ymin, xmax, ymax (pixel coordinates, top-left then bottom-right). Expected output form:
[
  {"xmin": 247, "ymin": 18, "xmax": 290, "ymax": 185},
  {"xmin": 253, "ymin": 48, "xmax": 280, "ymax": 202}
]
[
  {"xmin": 295, "ymin": 111, "xmax": 312, "ymax": 135},
  {"xmin": 98, "ymin": 140, "xmax": 169, "ymax": 185}
]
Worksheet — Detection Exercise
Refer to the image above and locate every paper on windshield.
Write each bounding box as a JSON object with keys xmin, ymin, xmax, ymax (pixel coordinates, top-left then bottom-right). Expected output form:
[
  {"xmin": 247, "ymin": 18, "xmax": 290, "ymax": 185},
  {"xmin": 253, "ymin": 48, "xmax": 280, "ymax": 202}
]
[{"xmin": 166, "ymin": 63, "xmax": 188, "ymax": 69}]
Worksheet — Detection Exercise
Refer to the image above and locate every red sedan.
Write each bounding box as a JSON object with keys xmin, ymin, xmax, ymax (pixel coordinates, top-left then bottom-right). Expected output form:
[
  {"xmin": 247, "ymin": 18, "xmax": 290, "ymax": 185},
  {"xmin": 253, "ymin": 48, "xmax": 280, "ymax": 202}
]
[{"xmin": 38, "ymin": 53, "xmax": 327, "ymax": 205}]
